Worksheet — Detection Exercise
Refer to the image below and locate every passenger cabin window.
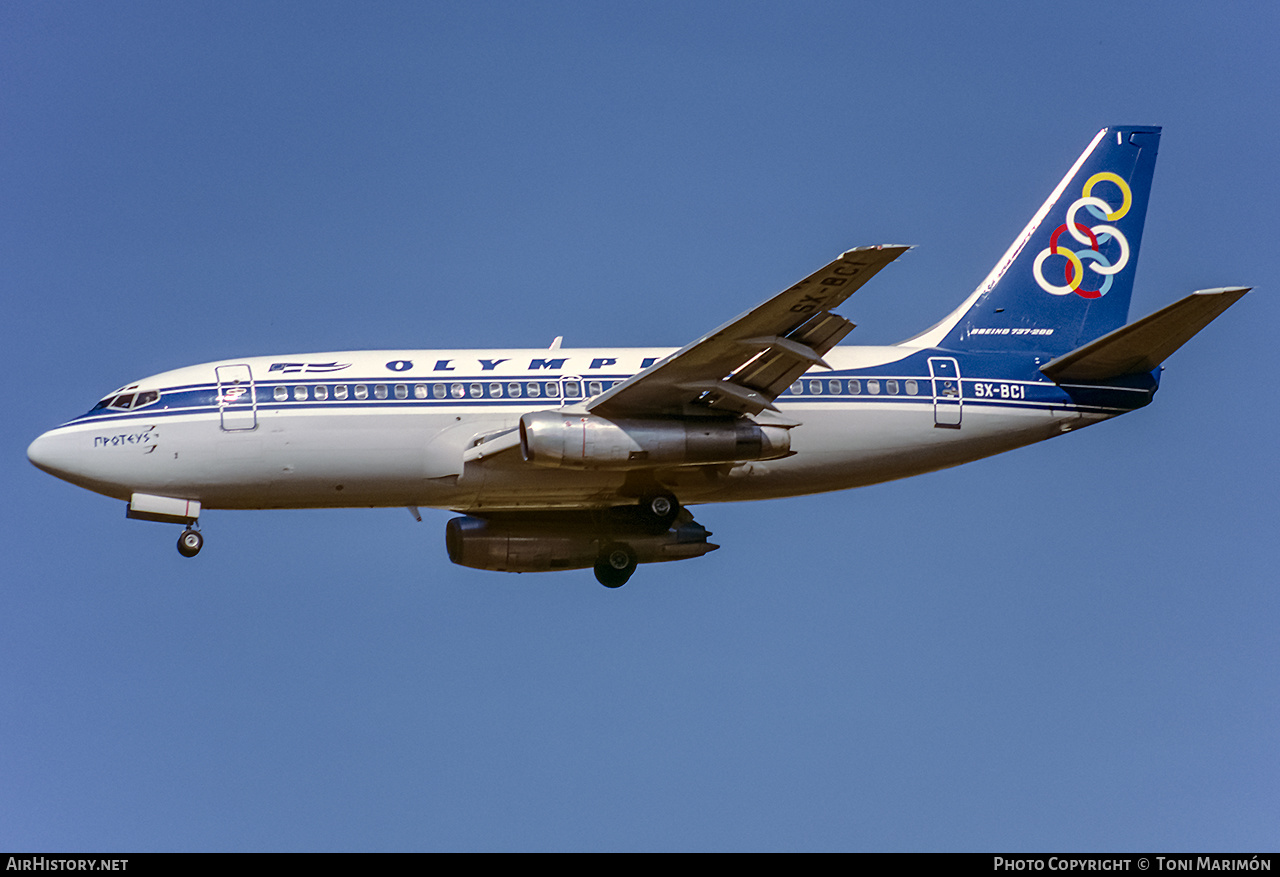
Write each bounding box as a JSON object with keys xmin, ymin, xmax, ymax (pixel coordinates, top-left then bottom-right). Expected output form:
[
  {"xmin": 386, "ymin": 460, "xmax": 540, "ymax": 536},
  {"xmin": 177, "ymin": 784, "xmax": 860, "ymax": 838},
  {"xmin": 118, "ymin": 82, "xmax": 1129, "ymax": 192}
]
[
  {"xmin": 414, "ymin": 384, "xmax": 428, "ymax": 399},
  {"xmin": 334, "ymin": 385, "xmax": 349, "ymax": 400},
  {"xmin": 588, "ymin": 380, "xmax": 602, "ymax": 396},
  {"xmin": 394, "ymin": 384, "xmax": 408, "ymax": 400},
  {"xmin": 808, "ymin": 380, "xmax": 822, "ymax": 395},
  {"xmin": 886, "ymin": 379, "xmax": 899, "ymax": 395},
  {"xmin": 905, "ymin": 379, "xmax": 919, "ymax": 396},
  {"xmin": 790, "ymin": 381, "xmax": 804, "ymax": 395},
  {"xmin": 354, "ymin": 385, "xmax": 369, "ymax": 400},
  {"xmin": 294, "ymin": 386, "xmax": 308, "ymax": 401},
  {"xmin": 527, "ymin": 382, "xmax": 542, "ymax": 398},
  {"xmin": 374, "ymin": 384, "xmax": 388, "ymax": 400},
  {"xmin": 507, "ymin": 382, "xmax": 522, "ymax": 398},
  {"xmin": 849, "ymin": 380, "xmax": 861, "ymax": 394},
  {"xmin": 314, "ymin": 385, "xmax": 328, "ymax": 401},
  {"xmin": 867, "ymin": 379, "xmax": 881, "ymax": 395},
  {"xmin": 274, "ymin": 386, "xmax": 288, "ymax": 402},
  {"xmin": 828, "ymin": 380, "xmax": 842, "ymax": 395},
  {"xmin": 545, "ymin": 383, "xmax": 560, "ymax": 398},
  {"xmin": 432, "ymin": 384, "xmax": 446, "ymax": 399},
  {"xmin": 489, "ymin": 382, "xmax": 503, "ymax": 398},
  {"xmin": 451, "ymin": 383, "xmax": 465, "ymax": 399},
  {"xmin": 469, "ymin": 383, "xmax": 483, "ymax": 398}
]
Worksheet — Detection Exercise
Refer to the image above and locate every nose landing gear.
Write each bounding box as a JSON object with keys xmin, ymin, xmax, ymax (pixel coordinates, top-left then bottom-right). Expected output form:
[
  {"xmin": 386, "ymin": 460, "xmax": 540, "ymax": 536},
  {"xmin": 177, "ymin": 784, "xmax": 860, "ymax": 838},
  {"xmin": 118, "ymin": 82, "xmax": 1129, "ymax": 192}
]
[
  {"xmin": 126, "ymin": 494, "xmax": 204, "ymax": 557},
  {"xmin": 177, "ymin": 527, "xmax": 203, "ymax": 558}
]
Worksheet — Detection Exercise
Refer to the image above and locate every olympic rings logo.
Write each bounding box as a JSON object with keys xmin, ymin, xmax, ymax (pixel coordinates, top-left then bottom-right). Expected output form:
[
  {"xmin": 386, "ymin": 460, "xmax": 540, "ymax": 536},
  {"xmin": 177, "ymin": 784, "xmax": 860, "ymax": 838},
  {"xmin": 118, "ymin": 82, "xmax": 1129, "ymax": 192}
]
[{"xmin": 1032, "ymin": 172, "xmax": 1132, "ymax": 299}]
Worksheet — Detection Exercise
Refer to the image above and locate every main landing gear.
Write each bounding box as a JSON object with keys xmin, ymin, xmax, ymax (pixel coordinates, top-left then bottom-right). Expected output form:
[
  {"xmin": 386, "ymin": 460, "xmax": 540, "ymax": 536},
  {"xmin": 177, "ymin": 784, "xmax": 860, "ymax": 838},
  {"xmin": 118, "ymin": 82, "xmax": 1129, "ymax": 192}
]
[
  {"xmin": 177, "ymin": 527, "xmax": 203, "ymax": 558},
  {"xmin": 590, "ymin": 493, "xmax": 683, "ymax": 588},
  {"xmin": 640, "ymin": 492, "xmax": 680, "ymax": 531},
  {"xmin": 594, "ymin": 542, "xmax": 638, "ymax": 588}
]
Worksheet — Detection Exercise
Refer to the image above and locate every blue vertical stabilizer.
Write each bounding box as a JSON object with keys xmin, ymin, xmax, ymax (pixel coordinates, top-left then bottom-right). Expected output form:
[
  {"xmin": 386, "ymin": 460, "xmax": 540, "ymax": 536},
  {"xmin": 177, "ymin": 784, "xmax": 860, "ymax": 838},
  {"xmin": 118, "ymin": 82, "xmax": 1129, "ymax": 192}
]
[{"xmin": 919, "ymin": 126, "xmax": 1160, "ymax": 356}]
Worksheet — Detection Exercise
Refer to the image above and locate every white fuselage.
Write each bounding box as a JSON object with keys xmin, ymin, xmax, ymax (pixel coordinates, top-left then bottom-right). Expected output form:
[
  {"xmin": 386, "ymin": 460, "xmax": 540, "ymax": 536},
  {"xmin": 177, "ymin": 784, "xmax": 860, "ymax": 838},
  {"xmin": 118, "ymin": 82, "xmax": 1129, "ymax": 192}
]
[{"xmin": 27, "ymin": 343, "xmax": 1115, "ymax": 514}]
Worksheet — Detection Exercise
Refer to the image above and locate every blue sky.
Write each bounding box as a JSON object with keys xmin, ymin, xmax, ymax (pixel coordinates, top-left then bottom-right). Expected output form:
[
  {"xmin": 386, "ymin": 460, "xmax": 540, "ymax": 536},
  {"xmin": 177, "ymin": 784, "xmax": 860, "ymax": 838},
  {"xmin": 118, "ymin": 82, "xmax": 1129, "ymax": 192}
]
[{"xmin": 4, "ymin": 1, "xmax": 1278, "ymax": 851}]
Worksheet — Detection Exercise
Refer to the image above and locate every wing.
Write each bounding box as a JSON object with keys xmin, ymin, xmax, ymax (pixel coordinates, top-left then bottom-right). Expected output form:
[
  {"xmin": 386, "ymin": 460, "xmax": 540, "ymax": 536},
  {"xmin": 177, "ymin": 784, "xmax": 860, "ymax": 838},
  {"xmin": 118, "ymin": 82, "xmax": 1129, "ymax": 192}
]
[{"xmin": 587, "ymin": 245, "xmax": 909, "ymax": 418}]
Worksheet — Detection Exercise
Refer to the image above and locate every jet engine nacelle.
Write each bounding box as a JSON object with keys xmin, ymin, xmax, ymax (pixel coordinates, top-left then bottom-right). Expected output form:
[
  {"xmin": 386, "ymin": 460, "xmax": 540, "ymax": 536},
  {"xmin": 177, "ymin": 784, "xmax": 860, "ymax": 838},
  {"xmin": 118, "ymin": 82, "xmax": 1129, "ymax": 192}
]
[
  {"xmin": 518, "ymin": 412, "xmax": 791, "ymax": 470},
  {"xmin": 445, "ymin": 515, "xmax": 718, "ymax": 573}
]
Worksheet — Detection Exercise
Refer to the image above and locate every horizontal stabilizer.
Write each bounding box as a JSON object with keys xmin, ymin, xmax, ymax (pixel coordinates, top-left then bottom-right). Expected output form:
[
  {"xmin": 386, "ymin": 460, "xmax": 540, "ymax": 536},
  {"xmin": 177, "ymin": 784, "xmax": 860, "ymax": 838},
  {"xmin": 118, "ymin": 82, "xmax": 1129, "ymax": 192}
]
[{"xmin": 1040, "ymin": 287, "xmax": 1250, "ymax": 382}]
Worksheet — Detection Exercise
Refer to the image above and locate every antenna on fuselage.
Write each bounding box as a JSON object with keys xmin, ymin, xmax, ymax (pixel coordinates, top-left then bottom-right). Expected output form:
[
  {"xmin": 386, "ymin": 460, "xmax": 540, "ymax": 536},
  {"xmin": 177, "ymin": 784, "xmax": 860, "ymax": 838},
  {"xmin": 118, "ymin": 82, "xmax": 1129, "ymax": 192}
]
[{"xmin": 549, "ymin": 336, "xmax": 563, "ymax": 350}]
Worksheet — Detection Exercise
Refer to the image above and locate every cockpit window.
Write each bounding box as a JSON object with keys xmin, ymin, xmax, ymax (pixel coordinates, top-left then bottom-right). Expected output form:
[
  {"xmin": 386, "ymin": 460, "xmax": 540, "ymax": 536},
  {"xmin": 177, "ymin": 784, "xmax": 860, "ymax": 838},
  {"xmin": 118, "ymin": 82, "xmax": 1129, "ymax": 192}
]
[{"xmin": 88, "ymin": 388, "xmax": 159, "ymax": 415}]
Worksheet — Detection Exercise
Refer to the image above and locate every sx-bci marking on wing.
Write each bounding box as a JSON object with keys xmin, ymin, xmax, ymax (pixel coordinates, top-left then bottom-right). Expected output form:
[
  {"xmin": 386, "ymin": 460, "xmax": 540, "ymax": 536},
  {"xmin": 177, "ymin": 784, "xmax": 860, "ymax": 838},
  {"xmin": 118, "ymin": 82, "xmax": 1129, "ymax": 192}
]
[{"xmin": 29, "ymin": 127, "xmax": 1249, "ymax": 587}]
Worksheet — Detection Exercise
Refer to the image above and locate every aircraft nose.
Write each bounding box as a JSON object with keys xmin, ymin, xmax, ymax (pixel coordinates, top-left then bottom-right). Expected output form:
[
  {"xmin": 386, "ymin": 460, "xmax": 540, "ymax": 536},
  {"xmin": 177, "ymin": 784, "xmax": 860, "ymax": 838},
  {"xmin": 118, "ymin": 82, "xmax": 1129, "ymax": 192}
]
[
  {"xmin": 27, "ymin": 428, "xmax": 82, "ymax": 482},
  {"xmin": 29, "ymin": 425, "xmax": 138, "ymax": 498}
]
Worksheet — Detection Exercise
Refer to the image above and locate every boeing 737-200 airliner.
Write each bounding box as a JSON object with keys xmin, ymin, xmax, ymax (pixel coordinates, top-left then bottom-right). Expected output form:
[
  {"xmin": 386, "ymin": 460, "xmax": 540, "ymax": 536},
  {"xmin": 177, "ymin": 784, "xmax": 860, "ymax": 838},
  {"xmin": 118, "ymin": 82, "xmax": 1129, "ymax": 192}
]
[{"xmin": 28, "ymin": 127, "xmax": 1249, "ymax": 586}]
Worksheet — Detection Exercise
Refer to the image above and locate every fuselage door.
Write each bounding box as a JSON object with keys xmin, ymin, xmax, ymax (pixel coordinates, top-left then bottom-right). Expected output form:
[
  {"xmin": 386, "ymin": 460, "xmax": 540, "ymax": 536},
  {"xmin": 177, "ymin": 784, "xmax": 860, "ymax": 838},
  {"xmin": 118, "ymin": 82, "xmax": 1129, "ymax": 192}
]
[
  {"xmin": 928, "ymin": 357, "xmax": 962, "ymax": 428},
  {"xmin": 216, "ymin": 364, "xmax": 257, "ymax": 431}
]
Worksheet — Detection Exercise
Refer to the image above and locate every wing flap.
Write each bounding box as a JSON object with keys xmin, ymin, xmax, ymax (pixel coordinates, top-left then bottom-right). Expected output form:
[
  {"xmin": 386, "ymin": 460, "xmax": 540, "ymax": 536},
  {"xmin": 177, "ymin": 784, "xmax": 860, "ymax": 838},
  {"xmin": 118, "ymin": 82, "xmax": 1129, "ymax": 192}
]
[{"xmin": 588, "ymin": 245, "xmax": 908, "ymax": 417}]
